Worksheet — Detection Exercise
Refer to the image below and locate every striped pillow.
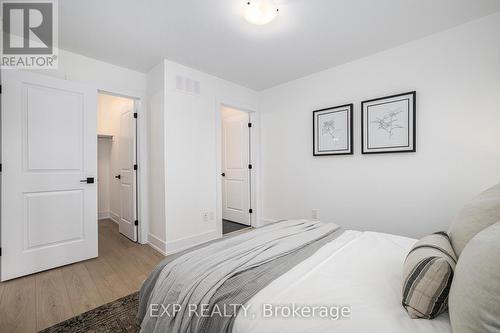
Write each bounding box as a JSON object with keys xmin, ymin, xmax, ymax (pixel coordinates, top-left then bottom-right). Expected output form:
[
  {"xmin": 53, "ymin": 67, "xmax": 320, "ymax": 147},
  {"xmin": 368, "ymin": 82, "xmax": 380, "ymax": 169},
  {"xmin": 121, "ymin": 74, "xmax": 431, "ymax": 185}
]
[{"xmin": 402, "ymin": 232, "xmax": 457, "ymax": 319}]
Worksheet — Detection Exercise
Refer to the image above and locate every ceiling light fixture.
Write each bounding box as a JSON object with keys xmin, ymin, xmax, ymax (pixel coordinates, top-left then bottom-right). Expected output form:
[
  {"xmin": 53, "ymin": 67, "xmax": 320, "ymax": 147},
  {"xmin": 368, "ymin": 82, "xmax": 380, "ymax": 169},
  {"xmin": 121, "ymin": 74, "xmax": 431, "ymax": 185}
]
[{"xmin": 244, "ymin": 0, "xmax": 279, "ymax": 25}]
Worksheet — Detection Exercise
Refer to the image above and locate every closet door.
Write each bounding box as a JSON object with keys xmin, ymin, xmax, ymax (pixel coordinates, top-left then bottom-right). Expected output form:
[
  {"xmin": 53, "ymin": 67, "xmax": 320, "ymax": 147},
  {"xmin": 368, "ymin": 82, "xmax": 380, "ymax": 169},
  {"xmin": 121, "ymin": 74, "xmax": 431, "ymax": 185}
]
[
  {"xmin": 117, "ymin": 104, "xmax": 137, "ymax": 242},
  {"xmin": 1, "ymin": 70, "xmax": 98, "ymax": 281}
]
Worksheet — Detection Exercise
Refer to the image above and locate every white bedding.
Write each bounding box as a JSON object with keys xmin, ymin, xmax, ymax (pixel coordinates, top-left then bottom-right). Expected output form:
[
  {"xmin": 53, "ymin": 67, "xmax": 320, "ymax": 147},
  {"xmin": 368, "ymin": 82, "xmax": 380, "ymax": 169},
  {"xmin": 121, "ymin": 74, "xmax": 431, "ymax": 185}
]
[{"xmin": 233, "ymin": 230, "xmax": 452, "ymax": 333}]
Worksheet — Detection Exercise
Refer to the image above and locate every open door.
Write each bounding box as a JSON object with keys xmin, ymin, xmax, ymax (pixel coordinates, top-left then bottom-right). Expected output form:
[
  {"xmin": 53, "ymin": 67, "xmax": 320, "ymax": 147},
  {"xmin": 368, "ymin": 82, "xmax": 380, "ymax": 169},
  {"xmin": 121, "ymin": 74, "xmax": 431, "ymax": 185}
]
[
  {"xmin": 221, "ymin": 107, "xmax": 251, "ymax": 226},
  {"xmin": 116, "ymin": 104, "xmax": 137, "ymax": 241},
  {"xmin": 1, "ymin": 70, "xmax": 98, "ymax": 281}
]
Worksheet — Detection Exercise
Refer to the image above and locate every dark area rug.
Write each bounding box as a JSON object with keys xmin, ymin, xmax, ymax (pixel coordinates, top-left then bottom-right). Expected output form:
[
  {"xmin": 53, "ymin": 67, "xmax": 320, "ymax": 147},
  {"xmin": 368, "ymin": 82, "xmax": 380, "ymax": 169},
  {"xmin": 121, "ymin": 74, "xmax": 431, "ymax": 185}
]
[{"xmin": 39, "ymin": 292, "xmax": 140, "ymax": 333}]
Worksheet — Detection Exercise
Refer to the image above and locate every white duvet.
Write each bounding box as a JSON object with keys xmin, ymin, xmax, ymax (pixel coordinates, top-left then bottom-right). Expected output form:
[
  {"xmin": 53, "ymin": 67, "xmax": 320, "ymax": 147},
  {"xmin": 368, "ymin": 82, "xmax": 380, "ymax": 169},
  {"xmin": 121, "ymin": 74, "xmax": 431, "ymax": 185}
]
[{"xmin": 233, "ymin": 230, "xmax": 452, "ymax": 333}]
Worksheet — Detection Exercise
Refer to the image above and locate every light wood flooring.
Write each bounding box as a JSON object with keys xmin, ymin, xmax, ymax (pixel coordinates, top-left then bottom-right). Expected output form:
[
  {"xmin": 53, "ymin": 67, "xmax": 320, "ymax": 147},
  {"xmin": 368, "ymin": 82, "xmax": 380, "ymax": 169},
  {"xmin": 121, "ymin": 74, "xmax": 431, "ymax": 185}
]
[{"xmin": 0, "ymin": 219, "xmax": 164, "ymax": 333}]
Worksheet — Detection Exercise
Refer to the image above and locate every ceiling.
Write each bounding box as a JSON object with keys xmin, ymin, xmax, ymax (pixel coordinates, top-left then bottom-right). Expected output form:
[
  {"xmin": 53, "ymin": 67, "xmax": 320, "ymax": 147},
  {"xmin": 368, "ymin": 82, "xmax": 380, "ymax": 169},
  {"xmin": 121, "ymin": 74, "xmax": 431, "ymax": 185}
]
[{"xmin": 59, "ymin": 0, "xmax": 500, "ymax": 90}]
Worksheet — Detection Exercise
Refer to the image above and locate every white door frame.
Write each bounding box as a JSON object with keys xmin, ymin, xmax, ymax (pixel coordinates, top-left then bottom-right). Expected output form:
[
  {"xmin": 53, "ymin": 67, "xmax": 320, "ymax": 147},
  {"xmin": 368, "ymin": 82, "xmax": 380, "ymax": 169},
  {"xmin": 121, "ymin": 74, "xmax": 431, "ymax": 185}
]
[
  {"xmin": 215, "ymin": 100, "xmax": 262, "ymax": 238},
  {"xmin": 98, "ymin": 89, "xmax": 148, "ymax": 244},
  {"xmin": 221, "ymin": 109, "xmax": 251, "ymax": 226}
]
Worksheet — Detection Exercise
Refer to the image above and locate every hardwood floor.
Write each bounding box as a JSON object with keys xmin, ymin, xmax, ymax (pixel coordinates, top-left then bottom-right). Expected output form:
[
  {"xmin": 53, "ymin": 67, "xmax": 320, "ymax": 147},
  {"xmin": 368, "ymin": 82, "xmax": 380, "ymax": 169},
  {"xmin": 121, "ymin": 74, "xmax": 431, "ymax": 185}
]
[{"xmin": 0, "ymin": 219, "xmax": 164, "ymax": 333}]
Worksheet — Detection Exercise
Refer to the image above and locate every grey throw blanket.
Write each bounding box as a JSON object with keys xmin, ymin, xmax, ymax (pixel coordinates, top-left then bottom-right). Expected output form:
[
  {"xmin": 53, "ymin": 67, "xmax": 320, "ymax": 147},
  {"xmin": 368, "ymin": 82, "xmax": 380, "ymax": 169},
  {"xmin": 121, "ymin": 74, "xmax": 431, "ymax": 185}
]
[{"xmin": 138, "ymin": 220, "xmax": 341, "ymax": 333}]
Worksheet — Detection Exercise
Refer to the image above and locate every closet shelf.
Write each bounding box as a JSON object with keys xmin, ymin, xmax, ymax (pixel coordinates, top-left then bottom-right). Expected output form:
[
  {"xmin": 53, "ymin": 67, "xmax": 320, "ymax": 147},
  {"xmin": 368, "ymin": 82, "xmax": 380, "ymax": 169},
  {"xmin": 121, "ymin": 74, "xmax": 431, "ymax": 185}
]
[{"xmin": 98, "ymin": 134, "xmax": 114, "ymax": 140}]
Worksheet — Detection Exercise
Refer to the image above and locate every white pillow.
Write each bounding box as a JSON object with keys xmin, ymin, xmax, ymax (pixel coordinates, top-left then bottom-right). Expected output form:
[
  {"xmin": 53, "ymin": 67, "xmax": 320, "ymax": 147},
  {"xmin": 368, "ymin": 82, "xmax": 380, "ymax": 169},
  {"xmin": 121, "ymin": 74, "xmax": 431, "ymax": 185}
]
[
  {"xmin": 448, "ymin": 222, "xmax": 500, "ymax": 333},
  {"xmin": 448, "ymin": 183, "xmax": 500, "ymax": 257}
]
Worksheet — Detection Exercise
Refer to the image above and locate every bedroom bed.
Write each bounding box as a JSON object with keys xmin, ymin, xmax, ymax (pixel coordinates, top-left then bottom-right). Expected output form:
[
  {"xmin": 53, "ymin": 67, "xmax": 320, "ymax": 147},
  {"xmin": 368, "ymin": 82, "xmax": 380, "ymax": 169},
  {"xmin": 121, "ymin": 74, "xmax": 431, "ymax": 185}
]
[
  {"xmin": 138, "ymin": 182, "xmax": 500, "ymax": 333},
  {"xmin": 137, "ymin": 220, "xmax": 452, "ymax": 333},
  {"xmin": 231, "ymin": 230, "xmax": 451, "ymax": 333}
]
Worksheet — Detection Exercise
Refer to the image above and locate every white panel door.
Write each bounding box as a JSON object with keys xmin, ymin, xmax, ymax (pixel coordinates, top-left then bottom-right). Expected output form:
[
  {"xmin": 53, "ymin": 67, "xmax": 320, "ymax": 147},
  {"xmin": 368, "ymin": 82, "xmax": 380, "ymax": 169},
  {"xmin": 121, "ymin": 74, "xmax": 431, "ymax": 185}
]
[
  {"xmin": 1, "ymin": 70, "xmax": 98, "ymax": 281},
  {"xmin": 117, "ymin": 106, "xmax": 137, "ymax": 241},
  {"xmin": 222, "ymin": 111, "xmax": 251, "ymax": 225}
]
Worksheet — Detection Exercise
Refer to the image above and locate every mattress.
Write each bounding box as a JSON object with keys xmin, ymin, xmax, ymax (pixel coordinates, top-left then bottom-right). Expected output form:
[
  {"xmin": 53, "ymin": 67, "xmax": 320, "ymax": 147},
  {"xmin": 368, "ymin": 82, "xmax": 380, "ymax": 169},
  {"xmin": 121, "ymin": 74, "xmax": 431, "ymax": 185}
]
[{"xmin": 232, "ymin": 230, "xmax": 452, "ymax": 333}]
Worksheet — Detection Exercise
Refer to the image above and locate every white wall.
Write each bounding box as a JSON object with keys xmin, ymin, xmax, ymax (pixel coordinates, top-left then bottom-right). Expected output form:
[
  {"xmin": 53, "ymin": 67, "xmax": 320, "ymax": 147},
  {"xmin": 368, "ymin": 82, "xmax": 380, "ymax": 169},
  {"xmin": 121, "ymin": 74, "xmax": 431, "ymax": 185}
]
[
  {"xmin": 146, "ymin": 61, "xmax": 168, "ymax": 253},
  {"xmin": 37, "ymin": 49, "xmax": 147, "ymax": 96},
  {"xmin": 14, "ymin": 13, "xmax": 499, "ymax": 254},
  {"xmin": 97, "ymin": 94, "xmax": 135, "ymax": 221},
  {"xmin": 220, "ymin": 105, "xmax": 250, "ymax": 223},
  {"xmin": 159, "ymin": 60, "xmax": 258, "ymax": 253},
  {"xmin": 30, "ymin": 49, "xmax": 259, "ymax": 254},
  {"xmin": 259, "ymin": 13, "xmax": 500, "ymax": 238}
]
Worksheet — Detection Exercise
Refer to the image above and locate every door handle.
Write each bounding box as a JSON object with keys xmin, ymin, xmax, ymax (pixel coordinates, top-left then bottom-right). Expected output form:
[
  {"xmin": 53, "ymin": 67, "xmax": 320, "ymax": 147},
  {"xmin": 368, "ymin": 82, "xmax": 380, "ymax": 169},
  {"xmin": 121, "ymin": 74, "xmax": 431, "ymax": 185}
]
[
  {"xmin": 115, "ymin": 175, "xmax": 121, "ymax": 180},
  {"xmin": 221, "ymin": 173, "xmax": 225, "ymax": 177},
  {"xmin": 80, "ymin": 177, "xmax": 95, "ymax": 184}
]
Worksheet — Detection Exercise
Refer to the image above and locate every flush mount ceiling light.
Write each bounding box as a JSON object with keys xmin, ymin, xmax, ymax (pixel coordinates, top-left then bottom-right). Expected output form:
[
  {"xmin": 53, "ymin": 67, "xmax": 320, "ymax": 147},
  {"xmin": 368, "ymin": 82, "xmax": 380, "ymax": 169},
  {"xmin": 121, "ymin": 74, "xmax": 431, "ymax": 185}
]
[{"xmin": 244, "ymin": 0, "xmax": 279, "ymax": 25}]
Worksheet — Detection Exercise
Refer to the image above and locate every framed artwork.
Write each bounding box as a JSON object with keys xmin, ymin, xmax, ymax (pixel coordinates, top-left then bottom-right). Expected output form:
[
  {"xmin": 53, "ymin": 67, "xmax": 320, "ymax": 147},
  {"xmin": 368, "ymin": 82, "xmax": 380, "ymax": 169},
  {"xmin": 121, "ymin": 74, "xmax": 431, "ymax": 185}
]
[
  {"xmin": 361, "ymin": 91, "xmax": 416, "ymax": 154},
  {"xmin": 313, "ymin": 104, "xmax": 353, "ymax": 156}
]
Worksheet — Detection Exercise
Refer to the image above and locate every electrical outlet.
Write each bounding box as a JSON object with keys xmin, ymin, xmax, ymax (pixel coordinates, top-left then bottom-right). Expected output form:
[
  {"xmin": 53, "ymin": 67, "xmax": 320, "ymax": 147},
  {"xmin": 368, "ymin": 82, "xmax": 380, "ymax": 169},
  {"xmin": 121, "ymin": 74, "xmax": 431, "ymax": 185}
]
[
  {"xmin": 202, "ymin": 212, "xmax": 209, "ymax": 222},
  {"xmin": 312, "ymin": 209, "xmax": 318, "ymax": 220}
]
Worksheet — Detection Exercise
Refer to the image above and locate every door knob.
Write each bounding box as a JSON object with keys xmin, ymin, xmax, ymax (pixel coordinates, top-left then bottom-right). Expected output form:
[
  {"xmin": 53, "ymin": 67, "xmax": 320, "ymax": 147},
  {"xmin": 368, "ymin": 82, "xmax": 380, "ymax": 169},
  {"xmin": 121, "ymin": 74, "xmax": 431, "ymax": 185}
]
[
  {"xmin": 221, "ymin": 173, "xmax": 225, "ymax": 177},
  {"xmin": 80, "ymin": 177, "xmax": 95, "ymax": 184},
  {"xmin": 115, "ymin": 174, "xmax": 121, "ymax": 180}
]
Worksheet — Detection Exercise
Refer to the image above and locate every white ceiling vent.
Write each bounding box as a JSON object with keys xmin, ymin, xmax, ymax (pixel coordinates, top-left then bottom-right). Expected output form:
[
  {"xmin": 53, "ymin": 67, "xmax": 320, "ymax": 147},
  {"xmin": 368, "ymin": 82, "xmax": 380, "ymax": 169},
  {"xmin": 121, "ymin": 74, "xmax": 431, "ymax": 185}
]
[{"xmin": 175, "ymin": 75, "xmax": 200, "ymax": 95}]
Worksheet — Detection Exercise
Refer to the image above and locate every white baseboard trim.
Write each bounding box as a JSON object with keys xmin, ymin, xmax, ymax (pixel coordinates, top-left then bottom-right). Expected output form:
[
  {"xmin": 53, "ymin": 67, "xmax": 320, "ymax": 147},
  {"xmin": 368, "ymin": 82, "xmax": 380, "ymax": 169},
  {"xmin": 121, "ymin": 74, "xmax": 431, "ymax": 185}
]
[
  {"xmin": 109, "ymin": 211, "xmax": 120, "ymax": 224},
  {"xmin": 165, "ymin": 230, "xmax": 219, "ymax": 256},
  {"xmin": 98, "ymin": 211, "xmax": 110, "ymax": 220},
  {"xmin": 148, "ymin": 233, "xmax": 167, "ymax": 256}
]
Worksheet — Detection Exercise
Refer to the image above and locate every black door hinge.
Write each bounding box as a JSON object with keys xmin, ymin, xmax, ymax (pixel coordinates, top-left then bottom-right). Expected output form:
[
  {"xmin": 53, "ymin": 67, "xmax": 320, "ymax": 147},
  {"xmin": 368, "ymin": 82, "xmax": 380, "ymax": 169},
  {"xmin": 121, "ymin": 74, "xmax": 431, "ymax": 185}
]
[
  {"xmin": 0, "ymin": 84, "xmax": 2, "ymax": 94},
  {"xmin": 249, "ymin": 209, "xmax": 253, "ymax": 214},
  {"xmin": 134, "ymin": 220, "xmax": 139, "ymax": 226},
  {"xmin": 134, "ymin": 164, "xmax": 138, "ymax": 170},
  {"xmin": 133, "ymin": 112, "xmax": 138, "ymax": 119},
  {"xmin": 248, "ymin": 164, "xmax": 252, "ymax": 169},
  {"xmin": 248, "ymin": 122, "xmax": 252, "ymax": 128},
  {"xmin": 0, "ymin": 163, "xmax": 2, "ymax": 172},
  {"xmin": 0, "ymin": 248, "xmax": 2, "ymax": 256}
]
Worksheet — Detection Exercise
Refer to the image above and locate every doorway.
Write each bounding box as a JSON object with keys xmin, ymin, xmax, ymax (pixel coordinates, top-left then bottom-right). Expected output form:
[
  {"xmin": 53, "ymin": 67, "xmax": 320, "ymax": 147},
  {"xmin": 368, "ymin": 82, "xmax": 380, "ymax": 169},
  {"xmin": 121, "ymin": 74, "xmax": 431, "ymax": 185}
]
[
  {"xmin": 220, "ymin": 105, "xmax": 253, "ymax": 234},
  {"xmin": 97, "ymin": 92, "xmax": 138, "ymax": 242}
]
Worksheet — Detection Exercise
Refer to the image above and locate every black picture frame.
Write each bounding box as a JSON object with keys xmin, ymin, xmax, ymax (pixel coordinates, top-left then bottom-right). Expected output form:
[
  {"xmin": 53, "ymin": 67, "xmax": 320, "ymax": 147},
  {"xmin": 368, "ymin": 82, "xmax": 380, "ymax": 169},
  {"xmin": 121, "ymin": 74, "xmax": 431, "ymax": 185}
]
[
  {"xmin": 313, "ymin": 104, "xmax": 353, "ymax": 156},
  {"xmin": 361, "ymin": 91, "xmax": 416, "ymax": 154}
]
